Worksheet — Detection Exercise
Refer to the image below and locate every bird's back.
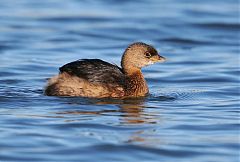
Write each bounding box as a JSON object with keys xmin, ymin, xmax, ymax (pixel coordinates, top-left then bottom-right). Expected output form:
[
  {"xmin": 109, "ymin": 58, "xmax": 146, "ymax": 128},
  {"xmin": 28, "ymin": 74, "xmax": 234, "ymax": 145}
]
[{"xmin": 59, "ymin": 59, "xmax": 125, "ymax": 86}]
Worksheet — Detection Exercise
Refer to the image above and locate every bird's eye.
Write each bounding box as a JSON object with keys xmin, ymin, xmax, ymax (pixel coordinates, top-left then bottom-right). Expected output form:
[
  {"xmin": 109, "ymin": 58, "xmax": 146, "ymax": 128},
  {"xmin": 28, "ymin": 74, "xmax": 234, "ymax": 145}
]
[{"xmin": 145, "ymin": 52, "xmax": 151, "ymax": 58}]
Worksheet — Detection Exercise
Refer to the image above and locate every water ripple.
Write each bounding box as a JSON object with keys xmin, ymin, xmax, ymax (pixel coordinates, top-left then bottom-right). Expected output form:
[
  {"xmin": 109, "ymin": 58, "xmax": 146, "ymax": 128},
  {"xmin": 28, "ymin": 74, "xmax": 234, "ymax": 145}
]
[{"xmin": 0, "ymin": 0, "xmax": 239, "ymax": 162}]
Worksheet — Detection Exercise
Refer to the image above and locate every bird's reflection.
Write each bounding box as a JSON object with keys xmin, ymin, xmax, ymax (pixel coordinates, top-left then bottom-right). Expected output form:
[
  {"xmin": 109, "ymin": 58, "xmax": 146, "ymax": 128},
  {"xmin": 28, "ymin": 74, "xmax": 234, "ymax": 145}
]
[
  {"xmin": 52, "ymin": 97, "xmax": 162, "ymax": 146},
  {"xmin": 56, "ymin": 97, "xmax": 158, "ymax": 125}
]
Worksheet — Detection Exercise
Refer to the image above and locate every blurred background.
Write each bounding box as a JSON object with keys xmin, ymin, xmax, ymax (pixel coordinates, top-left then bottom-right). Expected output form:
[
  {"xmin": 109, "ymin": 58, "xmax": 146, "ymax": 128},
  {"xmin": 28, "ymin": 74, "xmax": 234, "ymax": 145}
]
[{"xmin": 0, "ymin": 0, "xmax": 239, "ymax": 162}]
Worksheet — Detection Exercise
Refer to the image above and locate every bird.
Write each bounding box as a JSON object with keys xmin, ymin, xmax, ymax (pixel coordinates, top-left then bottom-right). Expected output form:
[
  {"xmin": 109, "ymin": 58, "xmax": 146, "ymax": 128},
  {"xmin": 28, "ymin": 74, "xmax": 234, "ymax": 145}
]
[{"xmin": 44, "ymin": 42, "xmax": 166, "ymax": 98}]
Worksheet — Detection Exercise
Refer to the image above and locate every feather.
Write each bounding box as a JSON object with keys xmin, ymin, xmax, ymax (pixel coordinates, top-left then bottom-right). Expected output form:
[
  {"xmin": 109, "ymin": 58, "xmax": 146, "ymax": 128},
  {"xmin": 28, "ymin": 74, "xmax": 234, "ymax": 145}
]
[{"xmin": 59, "ymin": 59, "xmax": 125, "ymax": 86}]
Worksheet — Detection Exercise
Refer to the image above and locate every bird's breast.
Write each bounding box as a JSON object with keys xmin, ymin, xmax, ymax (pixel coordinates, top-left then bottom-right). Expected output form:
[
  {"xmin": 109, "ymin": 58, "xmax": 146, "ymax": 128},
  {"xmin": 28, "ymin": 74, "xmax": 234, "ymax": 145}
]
[{"xmin": 124, "ymin": 71, "xmax": 149, "ymax": 97}]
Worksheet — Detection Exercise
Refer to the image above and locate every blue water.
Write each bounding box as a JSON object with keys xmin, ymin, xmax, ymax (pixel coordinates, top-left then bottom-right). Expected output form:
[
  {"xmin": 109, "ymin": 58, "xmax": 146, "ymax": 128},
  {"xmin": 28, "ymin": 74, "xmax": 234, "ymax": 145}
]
[{"xmin": 0, "ymin": 0, "xmax": 239, "ymax": 161}]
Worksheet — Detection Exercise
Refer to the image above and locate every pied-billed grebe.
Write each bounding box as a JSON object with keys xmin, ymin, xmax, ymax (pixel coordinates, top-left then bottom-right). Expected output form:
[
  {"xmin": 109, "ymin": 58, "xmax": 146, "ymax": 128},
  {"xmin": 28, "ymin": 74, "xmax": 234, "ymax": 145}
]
[{"xmin": 45, "ymin": 42, "xmax": 166, "ymax": 98}]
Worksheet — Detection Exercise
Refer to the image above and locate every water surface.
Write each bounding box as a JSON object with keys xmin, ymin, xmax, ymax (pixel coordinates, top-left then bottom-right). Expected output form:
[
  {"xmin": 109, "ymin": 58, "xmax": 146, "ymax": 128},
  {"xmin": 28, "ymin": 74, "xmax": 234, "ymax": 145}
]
[{"xmin": 0, "ymin": 0, "xmax": 239, "ymax": 161}]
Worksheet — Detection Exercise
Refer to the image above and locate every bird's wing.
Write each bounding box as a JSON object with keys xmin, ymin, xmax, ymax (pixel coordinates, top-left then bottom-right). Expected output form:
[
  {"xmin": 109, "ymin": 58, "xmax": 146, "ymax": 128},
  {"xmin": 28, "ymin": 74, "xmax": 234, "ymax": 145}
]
[{"xmin": 59, "ymin": 59, "xmax": 125, "ymax": 86}]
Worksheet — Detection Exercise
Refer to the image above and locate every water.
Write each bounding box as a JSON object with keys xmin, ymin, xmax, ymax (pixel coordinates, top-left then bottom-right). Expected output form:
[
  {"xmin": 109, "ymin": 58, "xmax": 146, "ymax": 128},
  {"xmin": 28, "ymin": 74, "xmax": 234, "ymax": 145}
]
[{"xmin": 0, "ymin": 0, "xmax": 239, "ymax": 161}]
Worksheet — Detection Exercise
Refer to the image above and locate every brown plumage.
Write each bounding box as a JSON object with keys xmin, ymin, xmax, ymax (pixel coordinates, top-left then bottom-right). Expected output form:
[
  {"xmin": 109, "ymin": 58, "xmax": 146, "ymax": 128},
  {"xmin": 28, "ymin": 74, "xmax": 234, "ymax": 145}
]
[{"xmin": 44, "ymin": 42, "xmax": 166, "ymax": 98}]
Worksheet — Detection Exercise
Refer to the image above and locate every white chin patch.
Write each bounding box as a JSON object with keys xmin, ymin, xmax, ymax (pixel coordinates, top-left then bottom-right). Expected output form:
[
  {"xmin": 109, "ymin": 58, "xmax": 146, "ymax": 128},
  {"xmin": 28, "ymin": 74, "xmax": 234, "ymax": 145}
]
[{"xmin": 148, "ymin": 61, "xmax": 154, "ymax": 65}]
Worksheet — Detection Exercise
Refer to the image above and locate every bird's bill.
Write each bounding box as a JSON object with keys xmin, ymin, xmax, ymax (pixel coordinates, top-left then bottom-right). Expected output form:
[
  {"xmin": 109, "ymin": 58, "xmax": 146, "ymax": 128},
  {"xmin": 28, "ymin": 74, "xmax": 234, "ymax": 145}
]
[{"xmin": 151, "ymin": 54, "xmax": 166, "ymax": 63}]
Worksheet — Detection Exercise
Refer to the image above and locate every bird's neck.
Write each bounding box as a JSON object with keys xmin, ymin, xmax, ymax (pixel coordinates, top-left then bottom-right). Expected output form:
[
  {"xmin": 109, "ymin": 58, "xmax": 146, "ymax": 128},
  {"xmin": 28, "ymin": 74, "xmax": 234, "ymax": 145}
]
[
  {"xmin": 124, "ymin": 70, "xmax": 149, "ymax": 97},
  {"xmin": 121, "ymin": 53, "xmax": 140, "ymax": 75}
]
